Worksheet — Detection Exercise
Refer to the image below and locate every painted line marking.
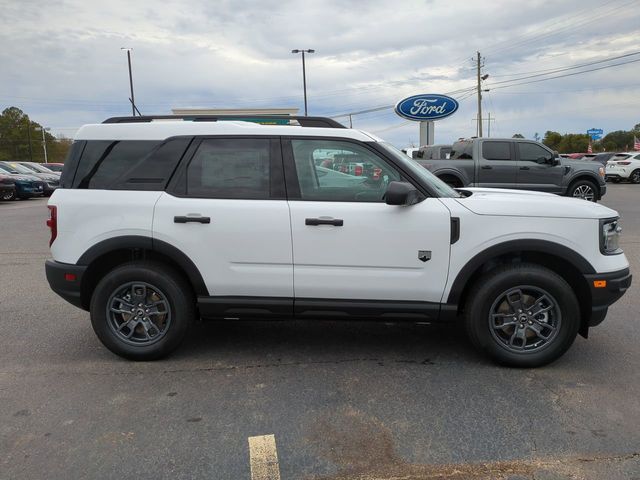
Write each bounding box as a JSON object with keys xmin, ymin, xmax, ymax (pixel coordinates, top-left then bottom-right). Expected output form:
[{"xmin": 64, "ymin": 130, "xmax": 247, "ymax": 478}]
[{"xmin": 248, "ymin": 434, "xmax": 281, "ymax": 480}]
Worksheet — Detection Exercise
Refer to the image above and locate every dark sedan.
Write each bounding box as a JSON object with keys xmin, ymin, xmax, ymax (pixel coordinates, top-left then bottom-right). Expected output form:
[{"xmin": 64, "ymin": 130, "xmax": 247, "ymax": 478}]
[
  {"xmin": 0, "ymin": 165, "xmax": 44, "ymax": 199},
  {"xmin": 0, "ymin": 161, "xmax": 58, "ymax": 196}
]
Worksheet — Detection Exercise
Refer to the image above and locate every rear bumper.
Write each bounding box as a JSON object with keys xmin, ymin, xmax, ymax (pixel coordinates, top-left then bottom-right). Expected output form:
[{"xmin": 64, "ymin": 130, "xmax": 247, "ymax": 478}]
[
  {"xmin": 584, "ymin": 267, "xmax": 632, "ymax": 326},
  {"xmin": 45, "ymin": 259, "xmax": 87, "ymax": 310}
]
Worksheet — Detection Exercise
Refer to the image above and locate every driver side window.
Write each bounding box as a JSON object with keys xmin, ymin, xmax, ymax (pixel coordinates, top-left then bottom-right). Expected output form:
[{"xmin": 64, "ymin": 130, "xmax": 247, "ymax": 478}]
[
  {"xmin": 518, "ymin": 143, "xmax": 553, "ymax": 163},
  {"xmin": 290, "ymin": 139, "xmax": 401, "ymax": 202}
]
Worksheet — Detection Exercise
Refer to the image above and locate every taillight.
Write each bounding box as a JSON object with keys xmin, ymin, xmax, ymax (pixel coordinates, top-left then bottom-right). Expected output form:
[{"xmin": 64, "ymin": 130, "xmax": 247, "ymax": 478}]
[
  {"xmin": 354, "ymin": 165, "xmax": 363, "ymax": 176},
  {"xmin": 617, "ymin": 161, "xmax": 631, "ymax": 165},
  {"xmin": 46, "ymin": 205, "xmax": 57, "ymax": 247}
]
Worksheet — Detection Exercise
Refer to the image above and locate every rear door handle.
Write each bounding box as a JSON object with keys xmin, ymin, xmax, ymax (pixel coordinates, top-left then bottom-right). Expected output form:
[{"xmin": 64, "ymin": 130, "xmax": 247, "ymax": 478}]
[
  {"xmin": 174, "ymin": 215, "xmax": 211, "ymax": 224},
  {"xmin": 519, "ymin": 166, "xmax": 530, "ymax": 170},
  {"xmin": 480, "ymin": 165, "xmax": 493, "ymax": 170},
  {"xmin": 305, "ymin": 217, "xmax": 344, "ymax": 226}
]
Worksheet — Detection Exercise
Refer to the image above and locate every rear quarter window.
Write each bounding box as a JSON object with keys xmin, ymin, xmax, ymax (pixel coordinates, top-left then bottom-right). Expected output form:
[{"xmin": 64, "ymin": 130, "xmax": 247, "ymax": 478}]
[{"xmin": 71, "ymin": 139, "xmax": 190, "ymax": 190}]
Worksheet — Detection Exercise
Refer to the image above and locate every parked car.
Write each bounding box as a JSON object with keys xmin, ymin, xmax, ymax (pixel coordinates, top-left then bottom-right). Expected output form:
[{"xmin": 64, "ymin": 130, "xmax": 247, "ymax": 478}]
[
  {"xmin": 0, "ymin": 165, "xmax": 44, "ymax": 199},
  {"xmin": 17, "ymin": 161, "xmax": 61, "ymax": 177},
  {"xmin": 0, "ymin": 173, "xmax": 16, "ymax": 201},
  {"xmin": 0, "ymin": 161, "xmax": 59, "ymax": 196},
  {"xmin": 591, "ymin": 152, "xmax": 617, "ymax": 165},
  {"xmin": 605, "ymin": 152, "xmax": 640, "ymax": 183},
  {"xmin": 45, "ymin": 114, "xmax": 631, "ymax": 367},
  {"xmin": 416, "ymin": 144, "xmax": 453, "ymax": 160},
  {"xmin": 401, "ymin": 147, "xmax": 419, "ymax": 158},
  {"xmin": 43, "ymin": 163, "xmax": 65, "ymax": 173},
  {"xmin": 415, "ymin": 138, "xmax": 606, "ymax": 201}
]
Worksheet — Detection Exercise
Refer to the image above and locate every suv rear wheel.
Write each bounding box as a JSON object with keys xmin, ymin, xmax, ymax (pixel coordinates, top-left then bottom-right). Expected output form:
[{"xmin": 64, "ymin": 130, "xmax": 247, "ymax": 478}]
[
  {"xmin": 465, "ymin": 263, "xmax": 580, "ymax": 367},
  {"xmin": 90, "ymin": 261, "xmax": 195, "ymax": 360}
]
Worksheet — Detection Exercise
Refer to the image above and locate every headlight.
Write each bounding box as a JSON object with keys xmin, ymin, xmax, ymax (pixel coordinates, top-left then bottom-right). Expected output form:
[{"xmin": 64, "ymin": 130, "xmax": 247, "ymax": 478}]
[
  {"xmin": 598, "ymin": 167, "xmax": 605, "ymax": 178},
  {"xmin": 600, "ymin": 218, "xmax": 623, "ymax": 255}
]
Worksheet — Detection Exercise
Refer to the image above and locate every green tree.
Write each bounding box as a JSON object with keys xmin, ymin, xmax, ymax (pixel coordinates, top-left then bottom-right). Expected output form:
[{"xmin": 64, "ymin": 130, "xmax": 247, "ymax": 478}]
[
  {"xmin": 600, "ymin": 130, "xmax": 635, "ymax": 151},
  {"xmin": 0, "ymin": 106, "xmax": 69, "ymax": 163},
  {"xmin": 512, "ymin": 133, "xmax": 524, "ymax": 138},
  {"xmin": 542, "ymin": 131, "xmax": 562, "ymax": 150}
]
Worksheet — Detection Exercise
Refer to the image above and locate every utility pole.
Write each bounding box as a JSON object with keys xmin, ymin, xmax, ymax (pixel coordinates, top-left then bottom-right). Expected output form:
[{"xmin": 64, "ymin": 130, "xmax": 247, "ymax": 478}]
[
  {"xmin": 291, "ymin": 49, "xmax": 315, "ymax": 116},
  {"xmin": 472, "ymin": 114, "xmax": 496, "ymax": 137},
  {"xmin": 26, "ymin": 119, "xmax": 33, "ymax": 161},
  {"xmin": 476, "ymin": 51, "xmax": 483, "ymax": 137}
]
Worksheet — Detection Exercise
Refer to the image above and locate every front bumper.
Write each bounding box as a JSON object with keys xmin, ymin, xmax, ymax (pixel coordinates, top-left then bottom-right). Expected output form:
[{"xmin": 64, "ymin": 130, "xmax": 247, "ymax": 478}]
[
  {"xmin": 45, "ymin": 259, "xmax": 87, "ymax": 309},
  {"xmin": 584, "ymin": 267, "xmax": 632, "ymax": 327}
]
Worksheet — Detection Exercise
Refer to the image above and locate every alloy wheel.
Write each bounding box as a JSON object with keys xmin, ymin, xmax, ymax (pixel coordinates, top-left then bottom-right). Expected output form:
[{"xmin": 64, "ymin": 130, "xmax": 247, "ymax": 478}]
[
  {"xmin": 572, "ymin": 184, "xmax": 595, "ymax": 201},
  {"xmin": 106, "ymin": 282, "xmax": 172, "ymax": 346},
  {"xmin": 489, "ymin": 286, "xmax": 561, "ymax": 353}
]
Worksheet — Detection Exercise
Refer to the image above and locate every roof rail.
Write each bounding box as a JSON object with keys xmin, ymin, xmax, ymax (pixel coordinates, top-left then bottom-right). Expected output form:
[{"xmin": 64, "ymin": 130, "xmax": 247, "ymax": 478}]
[{"xmin": 102, "ymin": 115, "xmax": 346, "ymax": 128}]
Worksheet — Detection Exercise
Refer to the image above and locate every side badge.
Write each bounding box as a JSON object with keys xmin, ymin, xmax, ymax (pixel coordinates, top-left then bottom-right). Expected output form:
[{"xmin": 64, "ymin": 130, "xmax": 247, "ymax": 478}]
[{"xmin": 418, "ymin": 250, "xmax": 431, "ymax": 262}]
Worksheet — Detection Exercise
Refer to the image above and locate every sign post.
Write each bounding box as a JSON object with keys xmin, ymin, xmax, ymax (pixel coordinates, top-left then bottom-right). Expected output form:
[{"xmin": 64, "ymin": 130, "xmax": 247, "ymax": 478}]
[{"xmin": 395, "ymin": 94, "xmax": 459, "ymax": 147}]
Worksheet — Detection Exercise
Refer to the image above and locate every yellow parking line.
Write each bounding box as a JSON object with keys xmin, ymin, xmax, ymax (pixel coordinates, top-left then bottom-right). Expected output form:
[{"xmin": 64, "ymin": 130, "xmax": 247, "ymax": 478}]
[{"xmin": 248, "ymin": 434, "xmax": 281, "ymax": 480}]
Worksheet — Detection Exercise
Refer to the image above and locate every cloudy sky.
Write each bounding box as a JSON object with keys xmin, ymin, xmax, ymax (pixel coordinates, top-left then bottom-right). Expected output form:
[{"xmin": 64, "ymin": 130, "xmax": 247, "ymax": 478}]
[{"xmin": 1, "ymin": 0, "xmax": 639, "ymax": 147}]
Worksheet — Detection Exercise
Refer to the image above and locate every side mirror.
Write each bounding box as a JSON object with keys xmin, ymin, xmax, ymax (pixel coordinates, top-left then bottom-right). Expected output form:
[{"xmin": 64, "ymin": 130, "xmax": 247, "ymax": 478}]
[
  {"xmin": 553, "ymin": 151, "xmax": 560, "ymax": 158},
  {"xmin": 385, "ymin": 181, "xmax": 422, "ymax": 206}
]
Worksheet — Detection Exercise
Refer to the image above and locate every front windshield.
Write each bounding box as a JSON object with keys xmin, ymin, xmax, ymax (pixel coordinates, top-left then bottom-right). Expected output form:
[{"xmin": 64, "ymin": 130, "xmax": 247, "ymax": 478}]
[
  {"xmin": 28, "ymin": 163, "xmax": 55, "ymax": 173},
  {"xmin": 4, "ymin": 162, "xmax": 35, "ymax": 174},
  {"xmin": 378, "ymin": 142, "xmax": 461, "ymax": 198}
]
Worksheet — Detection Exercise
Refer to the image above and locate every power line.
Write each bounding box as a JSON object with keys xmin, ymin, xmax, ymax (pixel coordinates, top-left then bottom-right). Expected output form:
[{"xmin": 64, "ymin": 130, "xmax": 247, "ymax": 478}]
[
  {"xmin": 487, "ymin": 50, "xmax": 640, "ymax": 86},
  {"xmin": 489, "ymin": 57, "xmax": 640, "ymax": 90}
]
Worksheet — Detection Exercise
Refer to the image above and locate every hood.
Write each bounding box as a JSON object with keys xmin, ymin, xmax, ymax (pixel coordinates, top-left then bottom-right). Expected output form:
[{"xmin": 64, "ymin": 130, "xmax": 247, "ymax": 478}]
[
  {"xmin": 455, "ymin": 187, "xmax": 618, "ymax": 219},
  {"xmin": 11, "ymin": 174, "xmax": 38, "ymax": 182}
]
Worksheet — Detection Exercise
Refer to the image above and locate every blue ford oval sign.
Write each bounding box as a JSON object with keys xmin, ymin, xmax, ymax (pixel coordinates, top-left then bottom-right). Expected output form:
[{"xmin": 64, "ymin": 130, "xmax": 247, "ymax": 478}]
[{"xmin": 395, "ymin": 94, "xmax": 459, "ymax": 121}]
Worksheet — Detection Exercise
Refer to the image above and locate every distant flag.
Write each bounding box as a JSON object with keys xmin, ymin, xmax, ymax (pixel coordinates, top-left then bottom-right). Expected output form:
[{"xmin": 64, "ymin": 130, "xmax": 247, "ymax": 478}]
[
  {"xmin": 634, "ymin": 136, "xmax": 640, "ymax": 151},
  {"xmin": 587, "ymin": 140, "xmax": 593, "ymax": 154}
]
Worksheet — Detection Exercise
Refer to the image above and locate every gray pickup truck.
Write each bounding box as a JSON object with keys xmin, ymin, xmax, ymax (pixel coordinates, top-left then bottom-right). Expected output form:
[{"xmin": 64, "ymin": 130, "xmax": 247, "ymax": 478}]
[{"xmin": 416, "ymin": 138, "xmax": 607, "ymax": 201}]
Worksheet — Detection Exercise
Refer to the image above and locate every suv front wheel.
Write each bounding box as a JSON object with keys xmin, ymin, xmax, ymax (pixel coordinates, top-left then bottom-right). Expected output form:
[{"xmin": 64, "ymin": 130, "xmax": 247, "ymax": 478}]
[
  {"xmin": 90, "ymin": 261, "xmax": 195, "ymax": 360},
  {"xmin": 465, "ymin": 263, "xmax": 580, "ymax": 367}
]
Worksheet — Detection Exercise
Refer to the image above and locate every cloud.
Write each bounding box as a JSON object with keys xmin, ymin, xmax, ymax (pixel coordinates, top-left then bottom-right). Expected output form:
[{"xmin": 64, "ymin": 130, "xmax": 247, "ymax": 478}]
[{"xmin": 1, "ymin": 0, "xmax": 639, "ymax": 145}]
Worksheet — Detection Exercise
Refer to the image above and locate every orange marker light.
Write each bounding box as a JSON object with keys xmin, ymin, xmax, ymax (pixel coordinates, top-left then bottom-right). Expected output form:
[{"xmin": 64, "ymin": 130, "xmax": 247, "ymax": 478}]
[{"xmin": 593, "ymin": 280, "xmax": 607, "ymax": 288}]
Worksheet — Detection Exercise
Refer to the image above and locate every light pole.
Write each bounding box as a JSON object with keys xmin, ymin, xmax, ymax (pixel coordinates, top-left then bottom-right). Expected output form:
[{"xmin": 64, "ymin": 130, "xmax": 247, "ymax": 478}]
[
  {"xmin": 291, "ymin": 49, "xmax": 314, "ymax": 116},
  {"xmin": 121, "ymin": 47, "xmax": 136, "ymax": 116},
  {"xmin": 34, "ymin": 126, "xmax": 51, "ymax": 163}
]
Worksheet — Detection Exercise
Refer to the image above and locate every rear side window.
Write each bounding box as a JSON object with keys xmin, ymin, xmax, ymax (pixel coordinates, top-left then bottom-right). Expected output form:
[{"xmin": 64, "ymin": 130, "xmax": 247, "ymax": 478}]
[
  {"xmin": 450, "ymin": 141, "xmax": 473, "ymax": 159},
  {"xmin": 482, "ymin": 141, "xmax": 511, "ymax": 161},
  {"xmin": 186, "ymin": 138, "xmax": 271, "ymax": 199},
  {"xmin": 73, "ymin": 140, "xmax": 161, "ymax": 189},
  {"xmin": 112, "ymin": 138, "xmax": 192, "ymax": 191}
]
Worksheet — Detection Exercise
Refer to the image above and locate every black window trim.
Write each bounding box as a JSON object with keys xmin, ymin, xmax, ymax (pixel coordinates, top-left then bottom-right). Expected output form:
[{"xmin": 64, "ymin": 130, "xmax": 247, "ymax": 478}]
[
  {"xmin": 165, "ymin": 135, "xmax": 286, "ymax": 200},
  {"xmin": 280, "ymin": 135, "xmax": 436, "ymax": 202}
]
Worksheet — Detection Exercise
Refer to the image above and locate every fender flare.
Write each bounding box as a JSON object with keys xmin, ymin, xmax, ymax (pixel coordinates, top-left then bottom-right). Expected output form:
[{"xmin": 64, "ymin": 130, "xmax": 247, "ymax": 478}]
[
  {"xmin": 77, "ymin": 235, "xmax": 208, "ymax": 296},
  {"xmin": 433, "ymin": 168, "xmax": 469, "ymax": 186},
  {"xmin": 446, "ymin": 239, "xmax": 595, "ymax": 304}
]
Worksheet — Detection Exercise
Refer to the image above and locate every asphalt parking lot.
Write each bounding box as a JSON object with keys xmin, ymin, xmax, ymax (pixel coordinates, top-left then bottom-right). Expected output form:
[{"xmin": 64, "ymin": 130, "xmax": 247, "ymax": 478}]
[{"xmin": 1, "ymin": 186, "xmax": 639, "ymax": 480}]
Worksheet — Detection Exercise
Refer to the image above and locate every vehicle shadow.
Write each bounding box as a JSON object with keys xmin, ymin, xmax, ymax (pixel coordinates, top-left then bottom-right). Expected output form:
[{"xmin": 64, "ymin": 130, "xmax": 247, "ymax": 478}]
[{"xmin": 172, "ymin": 318, "xmax": 484, "ymax": 366}]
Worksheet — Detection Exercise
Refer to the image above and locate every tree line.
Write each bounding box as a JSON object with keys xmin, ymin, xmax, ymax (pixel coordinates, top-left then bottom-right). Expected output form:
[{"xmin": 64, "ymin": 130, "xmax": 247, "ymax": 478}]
[
  {"xmin": 538, "ymin": 123, "xmax": 640, "ymax": 153},
  {"xmin": 0, "ymin": 107, "xmax": 72, "ymax": 163}
]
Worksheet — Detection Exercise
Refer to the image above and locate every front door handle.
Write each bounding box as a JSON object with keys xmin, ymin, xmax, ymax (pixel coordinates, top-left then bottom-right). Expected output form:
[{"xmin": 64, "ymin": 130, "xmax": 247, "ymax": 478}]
[
  {"xmin": 305, "ymin": 218, "xmax": 344, "ymax": 226},
  {"xmin": 519, "ymin": 166, "xmax": 530, "ymax": 170},
  {"xmin": 481, "ymin": 165, "xmax": 493, "ymax": 170},
  {"xmin": 174, "ymin": 215, "xmax": 211, "ymax": 224}
]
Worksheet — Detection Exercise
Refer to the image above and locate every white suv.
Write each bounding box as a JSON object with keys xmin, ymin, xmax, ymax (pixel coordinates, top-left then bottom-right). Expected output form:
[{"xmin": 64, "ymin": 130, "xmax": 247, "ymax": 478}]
[
  {"xmin": 605, "ymin": 151, "xmax": 640, "ymax": 183},
  {"xmin": 46, "ymin": 115, "xmax": 632, "ymax": 367}
]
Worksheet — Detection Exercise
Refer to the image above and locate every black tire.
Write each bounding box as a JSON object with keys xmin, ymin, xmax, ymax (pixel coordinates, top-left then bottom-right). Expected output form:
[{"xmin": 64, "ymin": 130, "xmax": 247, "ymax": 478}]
[
  {"xmin": 90, "ymin": 261, "xmax": 196, "ymax": 360},
  {"xmin": 465, "ymin": 263, "xmax": 580, "ymax": 368},
  {"xmin": 567, "ymin": 179, "xmax": 598, "ymax": 202},
  {"xmin": 630, "ymin": 170, "xmax": 640, "ymax": 184},
  {"xmin": 1, "ymin": 189, "xmax": 15, "ymax": 201}
]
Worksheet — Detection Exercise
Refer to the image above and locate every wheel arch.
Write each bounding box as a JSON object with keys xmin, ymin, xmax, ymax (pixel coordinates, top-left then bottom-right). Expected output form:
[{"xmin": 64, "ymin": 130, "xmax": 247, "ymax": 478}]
[
  {"xmin": 434, "ymin": 168, "xmax": 467, "ymax": 187},
  {"xmin": 447, "ymin": 239, "xmax": 595, "ymax": 336},
  {"xmin": 566, "ymin": 174, "xmax": 603, "ymax": 196},
  {"xmin": 77, "ymin": 236, "xmax": 208, "ymax": 310}
]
